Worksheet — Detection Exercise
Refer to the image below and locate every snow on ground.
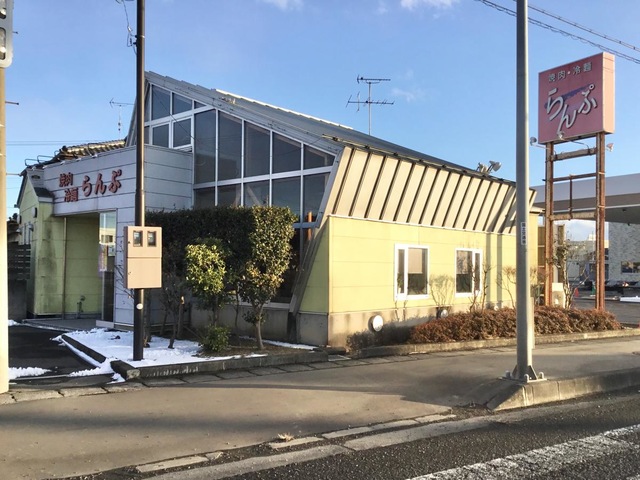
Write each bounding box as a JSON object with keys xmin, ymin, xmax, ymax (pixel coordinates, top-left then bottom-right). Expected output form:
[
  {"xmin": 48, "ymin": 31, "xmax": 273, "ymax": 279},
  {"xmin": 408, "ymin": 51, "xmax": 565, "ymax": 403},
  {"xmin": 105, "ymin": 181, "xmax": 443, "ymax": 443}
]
[
  {"xmin": 9, "ymin": 367, "xmax": 50, "ymax": 380},
  {"xmin": 8, "ymin": 320, "xmax": 19, "ymax": 326},
  {"xmin": 11, "ymin": 325, "xmax": 317, "ymax": 381}
]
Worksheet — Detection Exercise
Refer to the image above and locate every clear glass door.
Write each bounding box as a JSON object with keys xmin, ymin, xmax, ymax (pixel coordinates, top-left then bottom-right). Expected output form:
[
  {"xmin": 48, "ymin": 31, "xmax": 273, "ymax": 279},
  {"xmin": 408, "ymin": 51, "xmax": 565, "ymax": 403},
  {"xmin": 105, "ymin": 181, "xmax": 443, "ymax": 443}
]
[{"xmin": 99, "ymin": 211, "xmax": 116, "ymax": 322}]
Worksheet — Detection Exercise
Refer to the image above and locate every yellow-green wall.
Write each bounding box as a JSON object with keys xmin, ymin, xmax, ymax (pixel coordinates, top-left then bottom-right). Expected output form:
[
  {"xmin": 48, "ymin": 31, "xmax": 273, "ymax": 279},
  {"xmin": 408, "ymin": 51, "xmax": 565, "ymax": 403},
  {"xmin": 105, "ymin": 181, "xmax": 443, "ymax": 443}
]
[
  {"xmin": 19, "ymin": 185, "xmax": 102, "ymax": 317},
  {"xmin": 300, "ymin": 215, "xmax": 537, "ymax": 316}
]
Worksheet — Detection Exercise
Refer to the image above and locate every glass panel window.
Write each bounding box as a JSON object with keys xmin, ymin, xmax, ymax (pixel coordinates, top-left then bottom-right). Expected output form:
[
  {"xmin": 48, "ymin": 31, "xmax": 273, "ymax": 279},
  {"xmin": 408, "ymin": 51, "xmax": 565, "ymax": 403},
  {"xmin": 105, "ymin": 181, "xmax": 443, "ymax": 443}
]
[
  {"xmin": 273, "ymin": 134, "xmax": 301, "ymax": 173},
  {"xmin": 151, "ymin": 86, "xmax": 170, "ymax": 120},
  {"xmin": 304, "ymin": 145, "xmax": 334, "ymax": 169},
  {"xmin": 144, "ymin": 88, "xmax": 150, "ymax": 122},
  {"xmin": 195, "ymin": 101, "xmax": 206, "ymax": 109},
  {"xmin": 218, "ymin": 184, "xmax": 241, "ymax": 207},
  {"xmin": 172, "ymin": 93, "xmax": 191, "ymax": 115},
  {"xmin": 456, "ymin": 249, "xmax": 482, "ymax": 295},
  {"xmin": 173, "ymin": 118, "xmax": 191, "ymax": 147},
  {"xmin": 244, "ymin": 180, "xmax": 269, "ymax": 207},
  {"xmin": 194, "ymin": 188, "xmax": 215, "ymax": 209},
  {"xmin": 144, "ymin": 126, "xmax": 149, "ymax": 145},
  {"xmin": 194, "ymin": 110, "xmax": 216, "ymax": 184},
  {"xmin": 152, "ymin": 124, "xmax": 169, "ymax": 147},
  {"xmin": 218, "ymin": 113, "xmax": 242, "ymax": 180},
  {"xmin": 303, "ymin": 173, "xmax": 329, "ymax": 222},
  {"xmin": 396, "ymin": 246, "xmax": 428, "ymax": 298},
  {"xmin": 272, "ymin": 177, "xmax": 301, "ymax": 221},
  {"xmin": 244, "ymin": 123, "xmax": 270, "ymax": 177}
]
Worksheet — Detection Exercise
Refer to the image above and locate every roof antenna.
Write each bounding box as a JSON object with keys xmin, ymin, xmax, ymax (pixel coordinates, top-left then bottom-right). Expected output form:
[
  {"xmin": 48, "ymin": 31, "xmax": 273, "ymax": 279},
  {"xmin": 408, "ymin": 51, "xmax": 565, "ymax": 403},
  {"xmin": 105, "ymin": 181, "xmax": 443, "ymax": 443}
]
[
  {"xmin": 346, "ymin": 76, "xmax": 394, "ymax": 135},
  {"xmin": 109, "ymin": 98, "xmax": 134, "ymax": 136}
]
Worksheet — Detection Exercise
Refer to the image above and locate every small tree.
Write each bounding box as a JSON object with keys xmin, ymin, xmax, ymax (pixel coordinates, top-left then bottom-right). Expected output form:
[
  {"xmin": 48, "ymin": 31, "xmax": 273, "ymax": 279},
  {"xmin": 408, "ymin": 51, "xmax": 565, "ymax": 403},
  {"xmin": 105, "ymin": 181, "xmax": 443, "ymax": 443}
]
[
  {"xmin": 497, "ymin": 265, "xmax": 517, "ymax": 308},
  {"xmin": 238, "ymin": 206, "xmax": 296, "ymax": 350},
  {"xmin": 185, "ymin": 238, "xmax": 228, "ymax": 324},
  {"xmin": 159, "ymin": 241, "xmax": 189, "ymax": 348},
  {"xmin": 430, "ymin": 274, "xmax": 455, "ymax": 317},
  {"xmin": 553, "ymin": 242, "xmax": 573, "ymax": 308}
]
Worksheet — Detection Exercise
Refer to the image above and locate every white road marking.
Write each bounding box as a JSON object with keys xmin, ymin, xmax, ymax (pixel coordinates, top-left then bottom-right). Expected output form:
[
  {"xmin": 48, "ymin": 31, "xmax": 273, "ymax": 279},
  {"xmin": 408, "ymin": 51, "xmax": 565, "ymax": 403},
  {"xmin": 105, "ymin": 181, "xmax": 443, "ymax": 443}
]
[{"xmin": 409, "ymin": 424, "xmax": 640, "ymax": 479}]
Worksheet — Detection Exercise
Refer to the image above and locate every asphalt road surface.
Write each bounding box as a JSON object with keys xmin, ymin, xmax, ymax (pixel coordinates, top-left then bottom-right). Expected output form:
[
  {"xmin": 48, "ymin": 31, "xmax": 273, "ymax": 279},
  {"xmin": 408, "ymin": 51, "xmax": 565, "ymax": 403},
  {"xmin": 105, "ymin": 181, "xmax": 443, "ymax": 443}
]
[
  {"xmin": 139, "ymin": 391, "xmax": 640, "ymax": 480},
  {"xmin": 9, "ymin": 324, "xmax": 107, "ymax": 386}
]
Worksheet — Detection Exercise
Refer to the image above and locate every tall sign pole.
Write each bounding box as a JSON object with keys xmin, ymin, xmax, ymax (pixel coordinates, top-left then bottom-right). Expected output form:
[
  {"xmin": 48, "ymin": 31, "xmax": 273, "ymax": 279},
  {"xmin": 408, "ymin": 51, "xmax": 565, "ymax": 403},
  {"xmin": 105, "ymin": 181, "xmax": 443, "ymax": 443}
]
[
  {"xmin": 133, "ymin": 0, "xmax": 145, "ymax": 360},
  {"xmin": 0, "ymin": 0, "xmax": 14, "ymax": 394},
  {"xmin": 513, "ymin": 0, "xmax": 538, "ymax": 381}
]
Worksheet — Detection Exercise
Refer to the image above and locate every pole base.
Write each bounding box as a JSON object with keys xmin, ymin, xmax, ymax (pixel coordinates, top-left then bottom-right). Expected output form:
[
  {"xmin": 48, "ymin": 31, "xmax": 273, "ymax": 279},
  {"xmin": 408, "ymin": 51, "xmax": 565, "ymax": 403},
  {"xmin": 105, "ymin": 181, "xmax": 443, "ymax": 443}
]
[{"xmin": 503, "ymin": 366, "xmax": 545, "ymax": 383}]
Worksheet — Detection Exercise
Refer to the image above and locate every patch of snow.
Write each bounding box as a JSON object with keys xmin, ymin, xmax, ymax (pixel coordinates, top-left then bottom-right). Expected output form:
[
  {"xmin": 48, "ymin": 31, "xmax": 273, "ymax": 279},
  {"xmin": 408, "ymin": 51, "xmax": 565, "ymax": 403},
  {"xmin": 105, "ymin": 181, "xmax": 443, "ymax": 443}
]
[
  {"xmin": 60, "ymin": 329, "xmax": 267, "ymax": 368},
  {"xmin": 8, "ymin": 320, "xmax": 19, "ymax": 327},
  {"xmin": 9, "ymin": 367, "xmax": 51, "ymax": 380},
  {"xmin": 263, "ymin": 339, "xmax": 317, "ymax": 350}
]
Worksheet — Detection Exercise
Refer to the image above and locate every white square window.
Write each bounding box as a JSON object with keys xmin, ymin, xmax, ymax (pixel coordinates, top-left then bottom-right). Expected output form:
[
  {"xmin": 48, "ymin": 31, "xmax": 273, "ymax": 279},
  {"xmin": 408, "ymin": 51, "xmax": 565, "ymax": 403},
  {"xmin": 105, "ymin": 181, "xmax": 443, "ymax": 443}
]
[
  {"xmin": 395, "ymin": 245, "xmax": 429, "ymax": 299},
  {"xmin": 456, "ymin": 248, "xmax": 482, "ymax": 296}
]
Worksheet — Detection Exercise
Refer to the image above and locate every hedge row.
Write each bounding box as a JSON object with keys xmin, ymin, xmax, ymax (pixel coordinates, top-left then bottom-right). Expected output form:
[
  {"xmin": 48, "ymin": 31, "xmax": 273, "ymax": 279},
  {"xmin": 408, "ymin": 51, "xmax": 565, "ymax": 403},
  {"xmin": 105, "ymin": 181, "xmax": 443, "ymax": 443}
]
[{"xmin": 408, "ymin": 306, "xmax": 623, "ymax": 344}]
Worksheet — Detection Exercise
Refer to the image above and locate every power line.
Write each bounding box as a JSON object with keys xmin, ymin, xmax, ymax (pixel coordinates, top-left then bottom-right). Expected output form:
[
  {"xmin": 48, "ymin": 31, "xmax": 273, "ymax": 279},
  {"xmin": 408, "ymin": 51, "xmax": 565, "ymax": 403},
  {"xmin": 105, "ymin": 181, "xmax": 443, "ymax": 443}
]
[
  {"xmin": 521, "ymin": 1, "xmax": 640, "ymax": 54},
  {"xmin": 474, "ymin": 0, "xmax": 640, "ymax": 65}
]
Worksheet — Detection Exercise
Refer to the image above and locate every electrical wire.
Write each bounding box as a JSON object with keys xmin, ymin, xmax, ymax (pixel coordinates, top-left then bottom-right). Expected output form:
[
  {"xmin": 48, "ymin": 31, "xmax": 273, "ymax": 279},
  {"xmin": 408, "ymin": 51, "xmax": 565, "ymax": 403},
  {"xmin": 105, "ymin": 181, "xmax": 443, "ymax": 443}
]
[
  {"xmin": 115, "ymin": 0, "xmax": 136, "ymax": 51},
  {"xmin": 520, "ymin": 1, "xmax": 640, "ymax": 54},
  {"xmin": 474, "ymin": 0, "xmax": 640, "ymax": 65}
]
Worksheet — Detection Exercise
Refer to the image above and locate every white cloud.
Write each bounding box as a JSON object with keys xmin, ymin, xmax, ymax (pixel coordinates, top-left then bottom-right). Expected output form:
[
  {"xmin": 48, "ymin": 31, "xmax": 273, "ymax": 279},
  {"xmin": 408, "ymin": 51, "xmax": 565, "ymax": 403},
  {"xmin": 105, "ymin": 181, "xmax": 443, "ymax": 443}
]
[
  {"xmin": 259, "ymin": 0, "xmax": 303, "ymax": 11},
  {"xmin": 376, "ymin": 1, "xmax": 389, "ymax": 15},
  {"xmin": 392, "ymin": 87, "xmax": 426, "ymax": 103},
  {"xmin": 400, "ymin": 0, "xmax": 459, "ymax": 10}
]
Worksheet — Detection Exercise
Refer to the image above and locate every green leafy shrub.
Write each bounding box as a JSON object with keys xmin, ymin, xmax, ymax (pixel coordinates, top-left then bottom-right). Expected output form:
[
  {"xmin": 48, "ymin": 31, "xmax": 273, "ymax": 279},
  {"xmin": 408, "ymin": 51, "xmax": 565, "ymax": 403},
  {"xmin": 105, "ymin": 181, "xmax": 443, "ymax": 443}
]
[{"xmin": 199, "ymin": 325, "xmax": 231, "ymax": 353}]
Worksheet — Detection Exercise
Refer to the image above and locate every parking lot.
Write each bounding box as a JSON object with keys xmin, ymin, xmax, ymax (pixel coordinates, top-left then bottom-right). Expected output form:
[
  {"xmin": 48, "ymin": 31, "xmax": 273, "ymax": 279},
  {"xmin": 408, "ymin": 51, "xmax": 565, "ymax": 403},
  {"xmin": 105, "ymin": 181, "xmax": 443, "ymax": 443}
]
[{"xmin": 9, "ymin": 324, "xmax": 113, "ymax": 387}]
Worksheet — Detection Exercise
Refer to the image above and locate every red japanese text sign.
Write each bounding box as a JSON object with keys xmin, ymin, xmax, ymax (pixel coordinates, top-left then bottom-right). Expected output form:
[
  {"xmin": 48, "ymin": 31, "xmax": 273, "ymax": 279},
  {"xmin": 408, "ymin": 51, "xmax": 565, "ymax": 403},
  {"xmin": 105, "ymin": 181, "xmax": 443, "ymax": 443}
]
[{"xmin": 537, "ymin": 52, "xmax": 615, "ymax": 144}]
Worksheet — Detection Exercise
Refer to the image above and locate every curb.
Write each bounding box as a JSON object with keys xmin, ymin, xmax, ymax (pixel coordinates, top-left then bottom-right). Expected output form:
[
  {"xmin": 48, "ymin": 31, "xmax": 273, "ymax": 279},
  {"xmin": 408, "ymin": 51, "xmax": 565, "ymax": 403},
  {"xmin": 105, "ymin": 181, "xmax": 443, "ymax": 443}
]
[
  {"xmin": 60, "ymin": 333, "xmax": 329, "ymax": 380},
  {"xmin": 111, "ymin": 350, "xmax": 329, "ymax": 380},
  {"xmin": 351, "ymin": 328, "xmax": 640, "ymax": 359},
  {"xmin": 486, "ymin": 367, "xmax": 640, "ymax": 411}
]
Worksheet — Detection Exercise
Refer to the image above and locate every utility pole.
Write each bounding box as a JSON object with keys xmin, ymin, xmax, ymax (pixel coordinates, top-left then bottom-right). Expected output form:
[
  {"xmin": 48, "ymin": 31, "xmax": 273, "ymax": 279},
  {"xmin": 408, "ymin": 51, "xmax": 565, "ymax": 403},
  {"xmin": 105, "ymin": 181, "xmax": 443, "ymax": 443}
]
[
  {"xmin": 133, "ymin": 0, "xmax": 145, "ymax": 360},
  {"xmin": 0, "ymin": 0, "xmax": 14, "ymax": 395},
  {"xmin": 347, "ymin": 76, "xmax": 394, "ymax": 135},
  {"xmin": 511, "ymin": 0, "xmax": 539, "ymax": 382}
]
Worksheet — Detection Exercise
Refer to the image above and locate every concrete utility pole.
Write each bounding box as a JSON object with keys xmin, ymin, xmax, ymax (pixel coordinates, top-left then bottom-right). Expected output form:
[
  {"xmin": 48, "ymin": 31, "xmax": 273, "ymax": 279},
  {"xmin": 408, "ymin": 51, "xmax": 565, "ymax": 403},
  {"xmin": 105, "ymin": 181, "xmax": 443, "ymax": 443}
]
[
  {"xmin": 0, "ymin": 0, "xmax": 14, "ymax": 394},
  {"xmin": 133, "ymin": 0, "xmax": 145, "ymax": 360},
  {"xmin": 0, "ymin": 68, "xmax": 8, "ymax": 394},
  {"xmin": 512, "ymin": 0, "xmax": 539, "ymax": 382}
]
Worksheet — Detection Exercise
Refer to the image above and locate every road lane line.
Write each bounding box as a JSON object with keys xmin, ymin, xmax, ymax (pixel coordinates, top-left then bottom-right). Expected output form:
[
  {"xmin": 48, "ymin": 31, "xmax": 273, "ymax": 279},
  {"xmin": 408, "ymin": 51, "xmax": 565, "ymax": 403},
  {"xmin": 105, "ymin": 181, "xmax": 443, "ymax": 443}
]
[{"xmin": 408, "ymin": 424, "xmax": 640, "ymax": 479}]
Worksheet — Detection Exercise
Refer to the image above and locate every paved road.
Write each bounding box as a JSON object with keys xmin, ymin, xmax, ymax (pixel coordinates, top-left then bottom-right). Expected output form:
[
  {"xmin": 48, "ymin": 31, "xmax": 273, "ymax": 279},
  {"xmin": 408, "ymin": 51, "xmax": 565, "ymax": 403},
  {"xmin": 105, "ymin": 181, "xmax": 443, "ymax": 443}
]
[
  {"xmin": 5, "ymin": 336, "xmax": 640, "ymax": 480},
  {"xmin": 9, "ymin": 325, "xmax": 111, "ymax": 387},
  {"xmin": 149, "ymin": 392, "xmax": 640, "ymax": 480}
]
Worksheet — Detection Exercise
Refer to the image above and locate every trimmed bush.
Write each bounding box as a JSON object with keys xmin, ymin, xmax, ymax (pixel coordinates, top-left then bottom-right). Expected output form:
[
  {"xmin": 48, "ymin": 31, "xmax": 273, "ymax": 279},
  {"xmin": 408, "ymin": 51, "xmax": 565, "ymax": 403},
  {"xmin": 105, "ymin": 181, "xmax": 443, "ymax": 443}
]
[
  {"xmin": 199, "ymin": 325, "xmax": 231, "ymax": 353},
  {"xmin": 346, "ymin": 323, "xmax": 413, "ymax": 351},
  {"xmin": 408, "ymin": 307, "xmax": 622, "ymax": 345}
]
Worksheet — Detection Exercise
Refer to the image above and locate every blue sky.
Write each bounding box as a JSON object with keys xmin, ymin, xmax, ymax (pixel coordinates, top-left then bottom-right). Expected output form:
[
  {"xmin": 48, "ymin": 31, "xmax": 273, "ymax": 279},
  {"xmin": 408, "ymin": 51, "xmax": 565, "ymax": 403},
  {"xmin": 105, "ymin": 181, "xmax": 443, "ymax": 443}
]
[{"xmin": 6, "ymin": 0, "xmax": 639, "ymax": 239}]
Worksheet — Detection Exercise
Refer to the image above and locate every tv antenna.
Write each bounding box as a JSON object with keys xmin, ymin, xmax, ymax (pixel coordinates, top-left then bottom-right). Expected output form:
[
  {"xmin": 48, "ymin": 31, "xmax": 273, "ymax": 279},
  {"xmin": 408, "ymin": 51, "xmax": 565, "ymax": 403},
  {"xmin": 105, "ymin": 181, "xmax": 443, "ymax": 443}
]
[
  {"xmin": 109, "ymin": 98, "xmax": 134, "ymax": 136},
  {"xmin": 346, "ymin": 76, "xmax": 394, "ymax": 135}
]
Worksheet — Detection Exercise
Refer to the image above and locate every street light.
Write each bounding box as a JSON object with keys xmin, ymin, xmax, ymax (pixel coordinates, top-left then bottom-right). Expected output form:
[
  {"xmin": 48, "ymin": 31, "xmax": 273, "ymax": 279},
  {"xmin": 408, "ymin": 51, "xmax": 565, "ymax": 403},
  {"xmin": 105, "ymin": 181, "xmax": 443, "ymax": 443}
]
[{"xmin": 476, "ymin": 160, "xmax": 502, "ymax": 174}]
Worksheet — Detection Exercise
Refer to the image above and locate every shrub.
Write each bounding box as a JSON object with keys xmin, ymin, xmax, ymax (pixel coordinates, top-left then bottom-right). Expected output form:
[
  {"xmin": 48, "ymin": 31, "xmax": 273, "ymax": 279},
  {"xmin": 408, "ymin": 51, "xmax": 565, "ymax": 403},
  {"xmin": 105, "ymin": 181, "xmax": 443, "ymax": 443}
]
[
  {"xmin": 346, "ymin": 323, "xmax": 413, "ymax": 351},
  {"xmin": 199, "ymin": 324, "xmax": 231, "ymax": 353},
  {"xmin": 408, "ymin": 307, "xmax": 622, "ymax": 345}
]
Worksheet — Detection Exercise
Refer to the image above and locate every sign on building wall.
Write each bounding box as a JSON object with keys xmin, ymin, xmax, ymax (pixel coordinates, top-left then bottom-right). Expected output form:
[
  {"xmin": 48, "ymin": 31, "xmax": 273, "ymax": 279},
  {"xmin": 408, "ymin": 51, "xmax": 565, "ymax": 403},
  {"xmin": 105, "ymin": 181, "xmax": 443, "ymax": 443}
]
[
  {"xmin": 537, "ymin": 52, "xmax": 615, "ymax": 144},
  {"xmin": 58, "ymin": 169, "xmax": 123, "ymax": 202}
]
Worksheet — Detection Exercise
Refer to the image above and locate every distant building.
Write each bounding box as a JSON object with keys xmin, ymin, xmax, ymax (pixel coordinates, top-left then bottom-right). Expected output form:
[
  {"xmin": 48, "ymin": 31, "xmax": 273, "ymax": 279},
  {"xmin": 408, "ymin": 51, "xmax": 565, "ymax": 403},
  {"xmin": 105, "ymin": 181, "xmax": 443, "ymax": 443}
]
[{"xmin": 15, "ymin": 72, "xmax": 538, "ymax": 346}]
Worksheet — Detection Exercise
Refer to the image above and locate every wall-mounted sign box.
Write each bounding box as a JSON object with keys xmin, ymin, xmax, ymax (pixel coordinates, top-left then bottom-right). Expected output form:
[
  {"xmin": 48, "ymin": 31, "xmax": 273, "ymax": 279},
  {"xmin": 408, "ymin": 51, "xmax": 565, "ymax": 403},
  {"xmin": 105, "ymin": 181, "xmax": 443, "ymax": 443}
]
[{"xmin": 124, "ymin": 226, "xmax": 162, "ymax": 289}]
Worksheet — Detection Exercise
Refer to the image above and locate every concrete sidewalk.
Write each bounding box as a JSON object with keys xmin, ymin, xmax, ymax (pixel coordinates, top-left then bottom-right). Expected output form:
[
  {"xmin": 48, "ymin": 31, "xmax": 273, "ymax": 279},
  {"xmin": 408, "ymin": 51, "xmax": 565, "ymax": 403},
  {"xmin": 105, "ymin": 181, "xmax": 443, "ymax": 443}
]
[{"xmin": 3, "ymin": 334, "xmax": 640, "ymax": 479}]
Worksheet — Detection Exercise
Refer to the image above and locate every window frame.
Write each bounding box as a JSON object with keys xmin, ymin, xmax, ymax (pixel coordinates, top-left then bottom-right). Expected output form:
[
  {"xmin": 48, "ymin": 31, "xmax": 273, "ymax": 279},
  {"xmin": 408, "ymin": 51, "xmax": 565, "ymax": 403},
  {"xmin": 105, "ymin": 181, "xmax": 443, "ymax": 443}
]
[
  {"xmin": 455, "ymin": 248, "xmax": 483, "ymax": 296},
  {"xmin": 395, "ymin": 244, "xmax": 430, "ymax": 300}
]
